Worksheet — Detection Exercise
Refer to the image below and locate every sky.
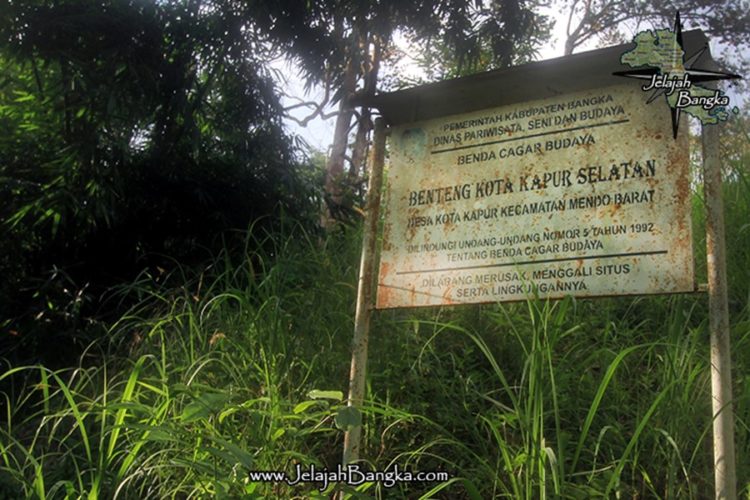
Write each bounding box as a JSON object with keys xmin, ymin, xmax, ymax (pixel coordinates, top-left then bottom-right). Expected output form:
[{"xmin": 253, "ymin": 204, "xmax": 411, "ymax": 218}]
[{"xmin": 277, "ymin": 9, "xmax": 747, "ymax": 154}]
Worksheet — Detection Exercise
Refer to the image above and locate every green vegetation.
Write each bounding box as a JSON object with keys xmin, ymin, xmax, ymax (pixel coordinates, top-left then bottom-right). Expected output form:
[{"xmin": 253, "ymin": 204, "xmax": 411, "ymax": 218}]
[
  {"xmin": 1, "ymin": 172, "xmax": 749, "ymax": 497},
  {"xmin": 0, "ymin": 0, "xmax": 549, "ymax": 371}
]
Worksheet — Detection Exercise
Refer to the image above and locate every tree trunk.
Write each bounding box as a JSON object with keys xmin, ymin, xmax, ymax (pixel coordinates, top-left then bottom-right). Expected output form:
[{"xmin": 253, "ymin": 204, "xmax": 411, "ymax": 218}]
[
  {"xmin": 564, "ymin": 36, "xmax": 575, "ymax": 55},
  {"xmin": 322, "ymin": 47, "xmax": 359, "ymax": 227},
  {"xmin": 349, "ymin": 35, "xmax": 382, "ymax": 192}
]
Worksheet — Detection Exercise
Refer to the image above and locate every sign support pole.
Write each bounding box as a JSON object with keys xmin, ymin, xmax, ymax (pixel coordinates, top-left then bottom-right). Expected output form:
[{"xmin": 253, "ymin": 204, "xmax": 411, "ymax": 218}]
[
  {"xmin": 702, "ymin": 122, "xmax": 737, "ymax": 500},
  {"xmin": 342, "ymin": 117, "xmax": 387, "ymax": 467}
]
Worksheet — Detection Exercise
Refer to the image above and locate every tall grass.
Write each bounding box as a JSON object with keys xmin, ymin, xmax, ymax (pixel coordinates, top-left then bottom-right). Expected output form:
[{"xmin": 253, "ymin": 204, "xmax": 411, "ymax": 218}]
[
  {"xmin": 358, "ymin": 292, "xmax": 727, "ymax": 498},
  {"xmin": 1, "ymin": 225, "xmax": 363, "ymax": 498},
  {"xmin": 2, "ymin": 172, "xmax": 750, "ymax": 498}
]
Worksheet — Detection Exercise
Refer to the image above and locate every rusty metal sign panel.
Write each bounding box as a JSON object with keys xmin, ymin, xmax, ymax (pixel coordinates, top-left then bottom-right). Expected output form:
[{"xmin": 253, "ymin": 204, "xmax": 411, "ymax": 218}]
[{"xmin": 376, "ymin": 83, "xmax": 693, "ymax": 309}]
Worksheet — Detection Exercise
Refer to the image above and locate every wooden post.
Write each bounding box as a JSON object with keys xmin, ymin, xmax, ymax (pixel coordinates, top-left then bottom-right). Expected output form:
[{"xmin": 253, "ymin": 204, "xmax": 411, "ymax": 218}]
[
  {"xmin": 702, "ymin": 122, "xmax": 737, "ymax": 500},
  {"xmin": 342, "ymin": 117, "xmax": 386, "ymax": 466}
]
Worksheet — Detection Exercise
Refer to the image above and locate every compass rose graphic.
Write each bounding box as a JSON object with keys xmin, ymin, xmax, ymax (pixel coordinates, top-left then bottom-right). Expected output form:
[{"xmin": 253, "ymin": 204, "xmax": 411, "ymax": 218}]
[{"xmin": 613, "ymin": 12, "xmax": 741, "ymax": 138}]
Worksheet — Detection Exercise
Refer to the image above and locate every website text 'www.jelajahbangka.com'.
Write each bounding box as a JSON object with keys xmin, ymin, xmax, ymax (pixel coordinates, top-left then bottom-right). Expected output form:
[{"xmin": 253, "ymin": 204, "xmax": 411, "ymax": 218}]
[{"xmin": 247, "ymin": 463, "xmax": 450, "ymax": 491}]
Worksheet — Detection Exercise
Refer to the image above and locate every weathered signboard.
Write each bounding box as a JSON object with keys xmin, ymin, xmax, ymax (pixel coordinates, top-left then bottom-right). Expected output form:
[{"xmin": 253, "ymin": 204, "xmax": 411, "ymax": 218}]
[{"xmin": 376, "ymin": 83, "xmax": 693, "ymax": 308}]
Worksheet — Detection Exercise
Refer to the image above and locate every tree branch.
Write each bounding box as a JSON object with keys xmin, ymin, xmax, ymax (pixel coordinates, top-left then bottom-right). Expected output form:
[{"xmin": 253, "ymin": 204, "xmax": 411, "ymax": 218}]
[
  {"xmin": 282, "ymin": 80, "xmax": 333, "ymax": 127},
  {"xmin": 284, "ymin": 109, "xmax": 339, "ymax": 127}
]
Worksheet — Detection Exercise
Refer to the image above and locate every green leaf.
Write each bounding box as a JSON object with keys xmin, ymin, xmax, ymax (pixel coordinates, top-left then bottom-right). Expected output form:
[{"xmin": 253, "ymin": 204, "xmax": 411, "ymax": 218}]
[
  {"xmin": 293, "ymin": 400, "xmax": 321, "ymax": 414},
  {"xmin": 334, "ymin": 406, "xmax": 361, "ymax": 430},
  {"xmin": 13, "ymin": 92, "xmax": 35, "ymax": 103},
  {"xmin": 418, "ymin": 478, "xmax": 483, "ymax": 500},
  {"xmin": 271, "ymin": 428, "xmax": 285, "ymax": 441},
  {"xmin": 217, "ymin": 439, "xmax": 255, "ymax": 469},
  {"xmin": 307, "ymin": 389, "xmax": 343, "ymax": 401},
  {"xmin": 180, "ymin": 392, "xmax": 230, "ymax": 422},
  {"xmin": 51, "ymin": 212, "xmax": 61, "ymax": 237},
  {"xmin": 143, "ymin": 427, "xmax": 177, "ymax": 442}
]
